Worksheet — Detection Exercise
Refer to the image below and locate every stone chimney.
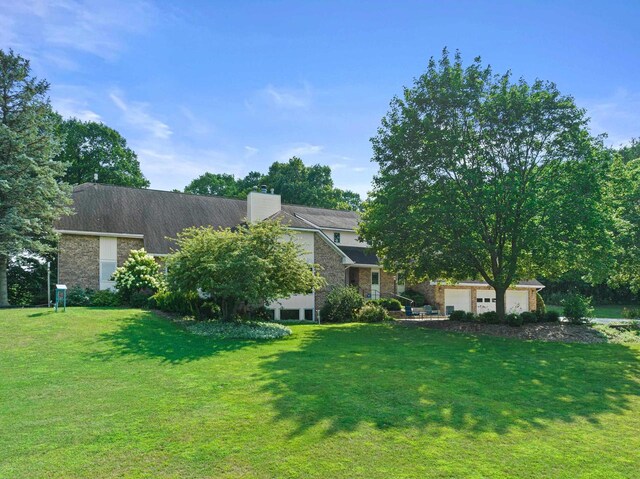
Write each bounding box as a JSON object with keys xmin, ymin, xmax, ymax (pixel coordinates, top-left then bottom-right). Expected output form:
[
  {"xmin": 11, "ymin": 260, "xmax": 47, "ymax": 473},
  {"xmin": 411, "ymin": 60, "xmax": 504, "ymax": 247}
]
[{"xmin": 247, "ymin": 189, "xmax": 281, "ymax": 223}]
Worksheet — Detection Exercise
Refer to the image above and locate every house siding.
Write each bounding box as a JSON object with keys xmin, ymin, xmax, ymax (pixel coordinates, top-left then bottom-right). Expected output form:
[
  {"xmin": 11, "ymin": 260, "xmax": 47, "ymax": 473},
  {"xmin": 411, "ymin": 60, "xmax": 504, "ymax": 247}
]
[
  {"xmin": 314, "ymin": 233, "xmax": 345, "ymax": 310},
  {"xmin": 58, "ymin": 234, "xmax": 100, "ymax": 290}
]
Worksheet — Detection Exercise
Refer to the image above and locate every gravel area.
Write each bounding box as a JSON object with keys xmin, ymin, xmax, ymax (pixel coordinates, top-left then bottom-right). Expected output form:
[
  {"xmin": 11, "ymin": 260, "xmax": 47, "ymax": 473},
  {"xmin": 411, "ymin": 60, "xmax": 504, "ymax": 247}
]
[{"xmin": 399, "ymin": 319, "xmax": 608, "ymax": 343}]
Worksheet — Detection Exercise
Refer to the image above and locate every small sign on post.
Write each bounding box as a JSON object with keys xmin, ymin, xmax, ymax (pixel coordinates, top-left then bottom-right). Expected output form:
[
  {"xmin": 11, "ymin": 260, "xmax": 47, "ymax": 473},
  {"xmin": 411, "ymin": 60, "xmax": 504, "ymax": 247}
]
[{"xmin": 54, "ymin": 284, "xmax": 67, "ymax": 312}]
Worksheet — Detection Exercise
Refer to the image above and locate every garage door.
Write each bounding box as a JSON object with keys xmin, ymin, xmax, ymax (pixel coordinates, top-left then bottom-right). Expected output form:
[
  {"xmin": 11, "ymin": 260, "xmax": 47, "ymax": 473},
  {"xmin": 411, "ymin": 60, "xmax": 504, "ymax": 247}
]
[
  {"xmin": 476, "ymin": 289, "xmax": 496, "ymax": 314},
  {"xmin": 444, "ymin": 289, "xmax": 471, "ymax": 313},
  {"xmin": 506, "ymin": 290, "xmax": 529, "ymax": 313}
]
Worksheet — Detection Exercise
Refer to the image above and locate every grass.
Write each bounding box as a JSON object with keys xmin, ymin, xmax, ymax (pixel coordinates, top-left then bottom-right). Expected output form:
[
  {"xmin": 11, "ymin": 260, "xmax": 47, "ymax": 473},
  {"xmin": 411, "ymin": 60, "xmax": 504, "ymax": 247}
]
[
  {"xmin": 547, "ymin": 303, "xmax": 638, "ymax": 319},
  {"xmin": 1, "ymin": 307, "xmax": 639, "ymax": 478}
]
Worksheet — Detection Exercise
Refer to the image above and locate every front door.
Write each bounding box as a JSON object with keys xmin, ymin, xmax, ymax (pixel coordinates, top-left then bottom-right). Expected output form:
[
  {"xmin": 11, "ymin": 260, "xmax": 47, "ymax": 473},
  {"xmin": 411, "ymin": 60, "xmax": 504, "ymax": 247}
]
[
  {"xmin": 476, "ymin": 290, "xmax": 496, "ymax": 314},
  {"xmin": 371, "ymin": 269, "xmax": 380, "ymax": 299}
]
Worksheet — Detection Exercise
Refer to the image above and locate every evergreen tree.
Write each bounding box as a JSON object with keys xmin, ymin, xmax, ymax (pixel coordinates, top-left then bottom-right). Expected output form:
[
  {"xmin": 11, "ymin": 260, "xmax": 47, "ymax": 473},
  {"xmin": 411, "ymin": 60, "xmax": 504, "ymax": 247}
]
[{"xmin": 0, "ymin": 50, "xmax": 71, "ymax": 306}]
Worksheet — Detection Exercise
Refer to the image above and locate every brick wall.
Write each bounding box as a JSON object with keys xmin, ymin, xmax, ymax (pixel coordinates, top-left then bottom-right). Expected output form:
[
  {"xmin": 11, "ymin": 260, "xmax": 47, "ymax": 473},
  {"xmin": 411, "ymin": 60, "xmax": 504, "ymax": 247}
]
[
  {"xmin": 58, "ymin": 234, "xmax": 100, "ymax": 290},
  {"xmin": 117, "ymin": 238, "xmax": 145, "ymax": 266},
  {"xmin": 381, "ymin": 271, "xmax": 396, "ymax": 297},
  {"xmin": 314, "ymin": 233, "xmax": 346, "ymax": 310}
]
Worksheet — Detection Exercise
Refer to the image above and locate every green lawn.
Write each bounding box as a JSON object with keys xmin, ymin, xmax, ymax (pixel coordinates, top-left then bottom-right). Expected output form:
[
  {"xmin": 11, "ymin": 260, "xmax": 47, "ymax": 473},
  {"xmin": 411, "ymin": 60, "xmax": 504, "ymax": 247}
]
[
  {"xmin": 547, "ymin": 304, "xmax": 638, "ymax": 319},
  {"xmin": 1, "ymin": 308, "xmax": 639, "ymax": 478}
]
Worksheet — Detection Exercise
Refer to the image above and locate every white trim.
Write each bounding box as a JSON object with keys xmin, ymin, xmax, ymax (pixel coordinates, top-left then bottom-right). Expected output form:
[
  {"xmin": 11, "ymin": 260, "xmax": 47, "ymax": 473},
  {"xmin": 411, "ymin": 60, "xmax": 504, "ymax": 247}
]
[
  {"xmin": 347, "ymin": 263, "xmax": 380, "ymax": 268},
  {"xmin": 55, "ymin": 229, "xmax": 144, "ymax": 239},
  {"xmin": 293, "ymin": 214, "xmax": 323, "ymax": 229},
  {"xmin": 293, "ymin": 213, "xmax": 357, "ymax": 232}
]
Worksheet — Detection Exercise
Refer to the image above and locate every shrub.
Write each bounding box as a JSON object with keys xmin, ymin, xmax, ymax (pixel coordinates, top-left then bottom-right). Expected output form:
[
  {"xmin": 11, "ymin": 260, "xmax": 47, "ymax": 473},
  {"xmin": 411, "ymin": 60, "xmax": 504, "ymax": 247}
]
[
  {"xmin": 401, "ymin": 289, "xmax": 425, "ymax": 306},
  {"xmin": 465, "ymin": 312, "xmax": 476, "ymax": 322},
  {"xmin": 186, "ymin": 320, "xmax": 292, "ymax": 340},
  {"xmin": 506, "ymin": 313, "xmax": 523, "ymax": 327},
  {"xmin": 520, "ymin": 311, "xmax": 538, "ymax": 323},
  {"xmin": 129, "ymin": 290, "xmax": 153, "ymax": 308},
  {"xmin": 622, "ymin": 307, "xmax": 640, "ymax": 320},
  {"xmin": 478, "ymin": 311, "xmax": 500, "ymax": 324},
  {"xmin": 356, "ymin": 302, "xmax": 389, "ymax": 323},
  {"xmin": 544, "ymin": 310, "xmax": 561, "ymax": 322},
  {"xmin": 150, "ymin": 289, "xmax": 205, "ymax": 317},
  {"xmin": 535, "ymin": 292, "xmax": 546, "ymax": 320},
  {"xmin": 562, "ymin": 294, "xmax": 594, "ymax": 324},
  {"xmin": 90, "ymin": 289, "xmax": 122, "ymax": 307},
  {"xmin": 320, "ymin": 286, "xmax": 365, "ymax": 323},
  {"xmin": 377, "ymin": 297, "xmax": 402, "ymax": 311},
  {"xmin": 449, "ymin": 310, "xmax": 468, "ymax": 321},
  {"xmin": 112, "ymin": 249, "xmax": 164, "ymax": 302},
  {"xmin": 66, "ymin": 286, "xmax": 95, "ymax": 306}
]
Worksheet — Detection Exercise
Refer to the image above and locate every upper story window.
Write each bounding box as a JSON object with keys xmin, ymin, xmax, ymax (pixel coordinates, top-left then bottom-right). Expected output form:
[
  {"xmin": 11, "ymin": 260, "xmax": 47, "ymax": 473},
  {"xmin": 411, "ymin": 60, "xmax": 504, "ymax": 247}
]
[{"xmin": 334, "ymin": 232, "xmax": 341, "ymax": 243}]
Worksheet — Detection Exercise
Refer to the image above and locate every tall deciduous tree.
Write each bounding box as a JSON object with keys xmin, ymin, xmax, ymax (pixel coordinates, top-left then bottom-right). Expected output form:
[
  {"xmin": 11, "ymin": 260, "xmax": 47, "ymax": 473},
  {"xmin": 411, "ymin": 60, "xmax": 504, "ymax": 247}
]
[
  {"xmin": 166, "ymin": 220, "xmax": 325, "ymax": 321},
  {"xmin": 183, "ymin": 157, "xmax": 362, "ymax": 210},
  {"xmin": 56, "ymin": 118, "xmax": 149, "ymax": 187},
  {"xmin": 608, "ymin": 156, "xmax": 640, "ymax": 292},
  {"xmin": 360, "ymin": 50, "xmax": 613, "ymax": 321},
  {"xmin": 0, "ymin": 50, "xmax": 71, "ymax": 306},
  {"xmin": 184, "ymin": 172, "xmax": 240, "ymax": 197}
]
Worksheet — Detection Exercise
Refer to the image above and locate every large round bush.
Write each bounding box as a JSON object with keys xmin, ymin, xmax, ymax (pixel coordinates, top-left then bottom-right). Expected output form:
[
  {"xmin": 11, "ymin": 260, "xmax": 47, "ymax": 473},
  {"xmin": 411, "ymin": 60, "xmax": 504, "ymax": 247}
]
[
  {"xmin": 357, "ymin": 302, "xmax": 390, "ymax": 323},
  {"xmin": 112, "ymin": 249, "xmax": 164, "ymax": 302},
  {"xmin": 320, "ymin": 286, "xmax": 365, "ymax": 323}
]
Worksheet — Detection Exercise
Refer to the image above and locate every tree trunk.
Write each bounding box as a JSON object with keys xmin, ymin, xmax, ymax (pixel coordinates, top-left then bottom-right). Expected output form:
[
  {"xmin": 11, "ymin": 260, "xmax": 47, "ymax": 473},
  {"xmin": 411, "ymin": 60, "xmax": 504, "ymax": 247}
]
[
  {"xmin": 494, "ymin": 284, "xmax": 507, "ymax": 323},
  {"xmin": 0, "ymin": 255, "xmax": 9, "ymax": 307}
]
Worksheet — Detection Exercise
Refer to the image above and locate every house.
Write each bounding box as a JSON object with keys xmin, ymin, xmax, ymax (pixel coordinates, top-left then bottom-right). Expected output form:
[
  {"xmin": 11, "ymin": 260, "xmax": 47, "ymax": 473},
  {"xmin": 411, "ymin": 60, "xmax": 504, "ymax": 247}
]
[{"xmin": 54, "ymin": 183, "xmax": 542, "ymax": 319}]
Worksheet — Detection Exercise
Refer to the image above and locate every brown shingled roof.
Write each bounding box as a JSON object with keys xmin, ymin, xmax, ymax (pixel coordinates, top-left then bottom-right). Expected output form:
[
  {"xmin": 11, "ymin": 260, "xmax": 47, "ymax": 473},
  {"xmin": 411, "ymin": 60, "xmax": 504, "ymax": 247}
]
[{"xmin": 55, "ymin": 184, "xmax": 361, "ymax": 254}]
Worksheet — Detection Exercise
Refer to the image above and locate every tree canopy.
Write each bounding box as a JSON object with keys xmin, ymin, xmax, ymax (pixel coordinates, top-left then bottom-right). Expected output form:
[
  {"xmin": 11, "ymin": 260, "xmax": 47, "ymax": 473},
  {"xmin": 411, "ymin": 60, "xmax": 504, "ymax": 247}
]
[
  {"xmin": 0, "ymin": 49, "xmax": 72, "ymax": 306},
  {"xmin": 618, "ymin": 138, "xmax": 640, "ymax": 163},
  {"xmin": 55, "ymin": 118, "xmax": 149, "ymax": 187},
  {"xmin": 359, "ymin": 49, "xmax": 613, "ymax": 320},
  {"xmin": 183, "ymin": 157, "xmax": 362, "ymax": 211},
  {"xmin": 166, "ymin": 220, "xmax": 325, "ymax": 321},
  {"xmin": 607, "ymin": 156, "xmax": 640, "ymax": 293}
]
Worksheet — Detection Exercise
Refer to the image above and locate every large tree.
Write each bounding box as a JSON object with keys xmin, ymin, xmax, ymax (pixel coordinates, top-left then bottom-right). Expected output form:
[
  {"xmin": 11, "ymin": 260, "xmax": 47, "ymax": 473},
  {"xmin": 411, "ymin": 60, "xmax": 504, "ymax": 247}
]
[
  {"xmin": 360, "ymin": 50, "xmax": 613, "ymax": 320},
  {"xmin": 0, "ymin": 50, "xmax": 72, "ymax": 306},
  {"xmin": 166, "ymin": 220, "xmax": 325, "ymax": 321},
  {"xmin": 184, "ymin": 172, "xmax": 240, "ymax": 197},
  {"xmin": 183, "ymin": 158, "xmax": 362, "ymax": 210},
  {"xmin": 607, "ymin": 156, "xmax": 640, "ymax": 293},
  {"xmin": 56, "ymin": 118, "xmax": 149, "ymax": 187}
]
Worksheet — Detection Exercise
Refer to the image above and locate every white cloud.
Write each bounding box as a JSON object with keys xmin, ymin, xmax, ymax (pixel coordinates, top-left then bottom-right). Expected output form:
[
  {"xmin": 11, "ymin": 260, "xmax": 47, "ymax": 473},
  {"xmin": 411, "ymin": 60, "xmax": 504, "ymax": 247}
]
[
  {"xmin": 110, "ymin": 89, "xmax": 172, "ymax": 139},
  {"xmin": 244, "ymin": 146, "xmax": 259, "ymax": 158},
  {"xmin": 52, "ymin": 97, "xmax": 102, "ymax": 122},
  {"xmin": 0, "ymin": 0, "xmax": 157, "ymax": 65},
  {"xmin": 262, "ymin": 83, "xmax": 313, "ymax": 109},
  {"xmin": 278, "ymin": 142, "xmax": 324, "ymax": 160},
  {"xmin": 581, "ymin": 88, "xmax": 640, "ymax": 147}
]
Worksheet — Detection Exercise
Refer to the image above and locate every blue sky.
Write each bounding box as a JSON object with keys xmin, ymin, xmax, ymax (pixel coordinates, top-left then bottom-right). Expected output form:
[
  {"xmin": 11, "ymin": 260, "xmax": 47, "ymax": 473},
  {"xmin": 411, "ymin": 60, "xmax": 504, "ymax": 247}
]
[{"xmin": 2, "ymin": 0, "xmax": 639, "ymax": 197}]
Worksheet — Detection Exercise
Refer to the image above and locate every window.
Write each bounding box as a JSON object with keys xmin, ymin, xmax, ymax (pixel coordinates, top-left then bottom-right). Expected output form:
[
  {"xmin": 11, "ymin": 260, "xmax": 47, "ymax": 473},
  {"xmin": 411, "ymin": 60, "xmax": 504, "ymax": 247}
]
[
  {"xmin": 333, "ymin": 232, "xmax": 341, "ymax": 243},
  {"xmin": 397, "ymin": 273, "xmax": 405, "ymax": 285},
  {"xmin": 100, "ymin": 261, "xmax": 117, "ymax": 283},
  {"xmin": 476, "ymin": 298, "xmax": 483, "ymax": 303},
  {"xmin": 484, "ymin": 298, "xmax": 491, "ymax": 303},
  {"xmin": 372, "ymin": 271, "xmax": 380, "ymax": 285},
  {"xmin": 304, "ymin": 309, "xmax": 314, "ymax": 321},
  {"xmin": 280, "ymin": 309, "xmax": 300, "ymax": 320}
]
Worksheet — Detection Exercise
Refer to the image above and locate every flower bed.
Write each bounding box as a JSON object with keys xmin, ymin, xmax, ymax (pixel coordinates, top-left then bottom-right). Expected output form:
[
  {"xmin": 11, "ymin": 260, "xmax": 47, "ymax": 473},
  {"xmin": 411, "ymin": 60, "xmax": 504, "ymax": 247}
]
[{"xmin": 185, "ymin": 320, "xmax": 292, "ymax": 340}]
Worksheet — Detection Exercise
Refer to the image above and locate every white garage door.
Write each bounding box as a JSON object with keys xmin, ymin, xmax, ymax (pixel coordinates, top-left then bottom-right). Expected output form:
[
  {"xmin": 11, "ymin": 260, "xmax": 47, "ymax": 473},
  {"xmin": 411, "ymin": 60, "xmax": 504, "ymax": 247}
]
[
  {"xmin": 506, "ymin": 290, "xmax": 529, "ymax": 313},
  {"xmin": 476, "ymin": 289, "xmax": 496, "ymax": 314},
  {"xmin": 444, "ymin": 289, "xmax": 471, "ymax": 313}
]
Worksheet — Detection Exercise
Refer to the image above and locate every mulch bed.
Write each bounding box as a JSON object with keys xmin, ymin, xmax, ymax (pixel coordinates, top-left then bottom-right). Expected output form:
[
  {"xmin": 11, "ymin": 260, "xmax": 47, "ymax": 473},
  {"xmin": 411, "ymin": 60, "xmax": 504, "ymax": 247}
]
[{"xmin": 399, "ymin": 319, "xmax": 607, "ymax": 343}]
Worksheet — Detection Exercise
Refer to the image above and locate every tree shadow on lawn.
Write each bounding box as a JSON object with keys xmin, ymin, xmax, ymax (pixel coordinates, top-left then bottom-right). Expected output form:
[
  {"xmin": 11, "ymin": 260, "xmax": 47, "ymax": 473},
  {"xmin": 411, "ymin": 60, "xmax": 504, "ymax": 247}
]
[
  {"xmin": 89, "ymin": 311, "xmax": 256, "ymax": 364},
  {"xmin": 259, "ymin": 324, "xmax": 640, "ymax": 437}
]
